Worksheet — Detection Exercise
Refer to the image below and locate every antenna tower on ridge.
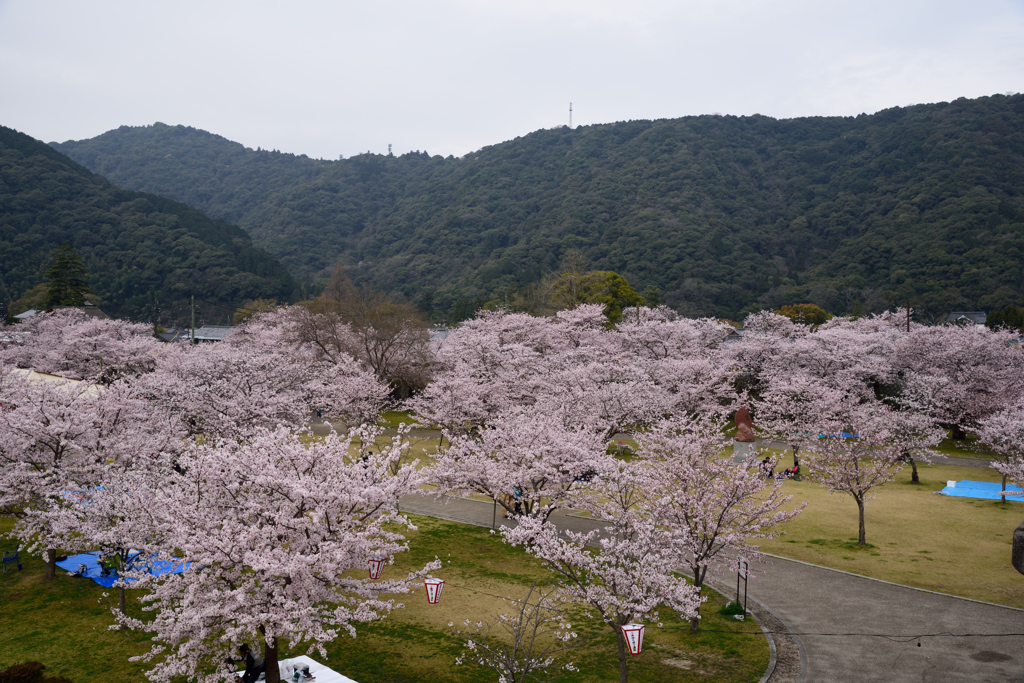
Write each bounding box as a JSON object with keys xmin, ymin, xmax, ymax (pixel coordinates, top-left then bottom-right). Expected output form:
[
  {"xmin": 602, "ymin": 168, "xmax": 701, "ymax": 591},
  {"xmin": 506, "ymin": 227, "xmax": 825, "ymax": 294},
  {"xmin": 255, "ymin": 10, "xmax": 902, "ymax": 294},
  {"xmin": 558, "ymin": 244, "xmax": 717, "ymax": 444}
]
[
  {"xmin": 388, "ymin": 143, "xmax": 392, "ymax": 156},
  {"xmin": 569, "ymin": 102, "xmax": 573, "ymax": 128}
]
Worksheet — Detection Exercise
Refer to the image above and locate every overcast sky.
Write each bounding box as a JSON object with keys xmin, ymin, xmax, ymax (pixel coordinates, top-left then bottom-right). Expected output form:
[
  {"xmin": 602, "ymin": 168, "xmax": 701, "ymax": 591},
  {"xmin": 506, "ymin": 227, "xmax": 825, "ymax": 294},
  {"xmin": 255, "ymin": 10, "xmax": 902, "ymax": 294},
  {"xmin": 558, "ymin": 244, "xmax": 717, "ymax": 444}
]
[{"xmin": 1, "ymin": 0, "xmax": 1023, "ymax": 159}]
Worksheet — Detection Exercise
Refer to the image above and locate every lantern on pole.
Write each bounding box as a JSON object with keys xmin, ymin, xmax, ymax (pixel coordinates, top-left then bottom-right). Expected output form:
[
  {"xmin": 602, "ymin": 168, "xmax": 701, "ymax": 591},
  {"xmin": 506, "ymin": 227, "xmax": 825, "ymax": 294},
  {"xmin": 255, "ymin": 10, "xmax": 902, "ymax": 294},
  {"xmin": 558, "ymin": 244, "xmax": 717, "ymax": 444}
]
[
  {"xmin": 620, "ymin": 623, "xmax": 645, "ymax": 655},
  {"xmin": 368, "ymin": 557, "xmax": 386, "ymax": 580},
  {"xmin": 424, "ymin": 577, "xmax": 445, "ymax": 604}
]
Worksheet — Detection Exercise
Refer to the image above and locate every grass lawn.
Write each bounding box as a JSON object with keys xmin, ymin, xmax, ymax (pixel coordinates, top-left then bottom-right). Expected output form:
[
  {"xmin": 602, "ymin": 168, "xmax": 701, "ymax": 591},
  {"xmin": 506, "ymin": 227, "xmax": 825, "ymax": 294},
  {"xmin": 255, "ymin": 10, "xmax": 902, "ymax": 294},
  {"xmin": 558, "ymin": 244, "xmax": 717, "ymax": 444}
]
[
  {"xmin": 0, "ymin": 515, "xmax": 769, "ymax": 683},
  {"xmin": 932, "ymin": 435, "xmax": 996, "ymax": 460},
  {"xmin": 757, "ymin": 450, "xmax": 1024, "ymax": 608}
]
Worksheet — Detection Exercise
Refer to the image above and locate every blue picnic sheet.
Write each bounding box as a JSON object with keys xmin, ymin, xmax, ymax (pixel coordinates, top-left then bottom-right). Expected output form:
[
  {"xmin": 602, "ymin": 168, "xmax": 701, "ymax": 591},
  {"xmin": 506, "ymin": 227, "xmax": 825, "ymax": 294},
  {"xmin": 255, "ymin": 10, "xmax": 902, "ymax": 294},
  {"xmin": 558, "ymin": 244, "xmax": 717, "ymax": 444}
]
[
  {"xmin": 56, "ymin": 551, "xmax": 189, "ymax": 587},
  {"xmin": 939, "ymin": 479, "xmax": 1024, "ymax": 501}
]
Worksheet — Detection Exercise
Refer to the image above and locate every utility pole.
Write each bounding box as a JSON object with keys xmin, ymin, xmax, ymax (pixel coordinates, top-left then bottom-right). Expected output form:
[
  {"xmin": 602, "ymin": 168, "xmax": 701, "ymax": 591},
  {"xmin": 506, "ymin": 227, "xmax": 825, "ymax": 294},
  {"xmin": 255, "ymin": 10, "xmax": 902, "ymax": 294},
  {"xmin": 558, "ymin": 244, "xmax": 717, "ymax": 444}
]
[
  {"xmin": 906, "ymin": 300, "xmax": 911, "ymax": 333},
  {"xmin": 569, "ymin": 102, "xmax": 573, "ymax": 128},
  {"xmin": 153, "ymin": 298, "xmax": 160, "ymax": 335},
  {"xmin": 190, "ymin": 295, "xmax": 196, "ymax": 345}
]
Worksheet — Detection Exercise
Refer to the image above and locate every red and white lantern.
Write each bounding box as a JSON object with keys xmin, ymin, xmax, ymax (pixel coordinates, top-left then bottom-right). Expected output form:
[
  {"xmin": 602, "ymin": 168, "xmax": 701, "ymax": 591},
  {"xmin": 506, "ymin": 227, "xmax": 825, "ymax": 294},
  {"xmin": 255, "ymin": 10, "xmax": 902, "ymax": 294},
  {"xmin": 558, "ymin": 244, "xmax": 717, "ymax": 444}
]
[
  {"xmin": 424, "ymin": 577, "xmax": 445, "ymax": 604},
  {"xmin": 368, "ymin": 557, "xmax": 386, "ymax": 580},
  {"xmin": 620, "ymin": 623, "xmax": 645, "ymax": 655}
]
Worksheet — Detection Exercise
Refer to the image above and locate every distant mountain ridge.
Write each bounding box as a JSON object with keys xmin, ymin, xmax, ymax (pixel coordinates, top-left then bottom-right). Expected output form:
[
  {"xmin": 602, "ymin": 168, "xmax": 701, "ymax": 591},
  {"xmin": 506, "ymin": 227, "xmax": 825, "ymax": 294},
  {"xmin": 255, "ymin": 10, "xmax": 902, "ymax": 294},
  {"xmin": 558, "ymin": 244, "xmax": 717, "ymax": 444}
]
[
  {"xmin": 1, "ymin": 125, "xmax": 300, "ymax": 322},
  {"xmin": 52, "ymin": 94, "xmax": 1024, "ymax": 318}
]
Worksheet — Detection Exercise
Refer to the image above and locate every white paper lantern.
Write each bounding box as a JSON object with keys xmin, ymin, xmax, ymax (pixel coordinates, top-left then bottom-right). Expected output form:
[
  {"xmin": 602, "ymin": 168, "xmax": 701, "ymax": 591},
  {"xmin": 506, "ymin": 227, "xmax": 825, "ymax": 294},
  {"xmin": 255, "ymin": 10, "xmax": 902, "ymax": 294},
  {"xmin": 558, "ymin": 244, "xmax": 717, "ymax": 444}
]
[
  {"xmin": 368, "ymin": 557, "xmax": 386, "ymax": 580},
  {"xmin": 424, "ymin": 577, "xmax": 445, "ymax": 604},
  {"xmin": 620, "ymin": 623, "xmax": 645, "ymax": 655}
]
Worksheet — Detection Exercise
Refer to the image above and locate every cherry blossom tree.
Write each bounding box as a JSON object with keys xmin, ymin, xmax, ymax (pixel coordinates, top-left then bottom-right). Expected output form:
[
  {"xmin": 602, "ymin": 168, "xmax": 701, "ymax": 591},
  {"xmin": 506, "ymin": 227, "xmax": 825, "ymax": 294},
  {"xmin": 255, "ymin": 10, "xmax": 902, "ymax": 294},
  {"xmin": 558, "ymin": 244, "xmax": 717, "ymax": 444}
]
[
  {"xmin": 45, "ymin": 391, "xmax": 182, "ymax": 611},
  {"xmin": 282, "ymin": 299, "xmax": 433, "ymax": 396},
  {"xmin": 451, "ymin": 581, "xmax": 580, "ymax": 683},
  {"xmin": 432, "ymin": 411, "xmax": 613, "ymax": 522},
  {"xmin": 52, "ymin": 465, "xmax": 172, "ymax": 613},
  {"xmin": 777, "ymin": 397, "xmax": 941, "ymax": 545},
  {"xmin": 116, "ymin": 426, "xmax": 441, "ymax": 683},
  {"xmin": 755, "ymin": 374, "xmax": 852, "ymax": 469},
  {"xmin": 143, "ymin": 311, "xmax": 388, "ymax": 439},
  {"xmin": 976, "ymin": 401, "xmax": 1024, "ymax": 503},
  {"xmin": 725, "ymin": 310, "xmax": 804, "ymax": 399},
  {"xmin": 547, "ymin": 358, "xmax": 667, "ymax": 440},
  {"xmin": 764, "ymin": 316, "xmax": 899, "ymax": 400},
  {"xmin": 409, "ymin": 308, "xmax": 560, "ymax": 434},
  {"xmin": 411, "ymin": 304, "xmax": 734, "ymax": 438},
  {"xmin": 0, "ymin": 368, "xmax": 169, "ymax": 580},
  {"xmin": 616, "ymin": 308, "xmax": 734, "ymax": 411},
  {"xmin": 637, "ymin": 416, "xmax": 802, "ymax": 630},
  {"xmin": 504, "ymin": 461, "xmax": 701, "ymax": 683},
  {"xmin": 895, "ymin": 324, "xmax": 1024, "ymax": 440},
  {"xmin": 0, "ymin": 309, "xmax": 159, "ymax": 382}
]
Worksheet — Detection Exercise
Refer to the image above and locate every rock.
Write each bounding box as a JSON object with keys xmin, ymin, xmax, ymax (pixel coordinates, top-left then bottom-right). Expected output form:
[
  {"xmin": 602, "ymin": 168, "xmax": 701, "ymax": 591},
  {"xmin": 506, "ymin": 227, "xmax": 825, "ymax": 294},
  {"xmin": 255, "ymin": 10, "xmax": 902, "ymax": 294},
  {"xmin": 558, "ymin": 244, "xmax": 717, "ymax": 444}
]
[{"xmin": 734, "ymin": 406, "xmax": 755, "ymax": 443}]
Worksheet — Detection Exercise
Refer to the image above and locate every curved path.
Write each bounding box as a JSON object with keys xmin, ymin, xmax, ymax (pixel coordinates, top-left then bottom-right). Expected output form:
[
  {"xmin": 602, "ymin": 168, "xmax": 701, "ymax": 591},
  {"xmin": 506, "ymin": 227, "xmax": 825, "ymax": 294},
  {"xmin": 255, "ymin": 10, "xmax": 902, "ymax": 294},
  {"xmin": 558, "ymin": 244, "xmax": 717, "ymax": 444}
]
[{"xmin": 399, "ymin": 492, "xmax": 1024, "ymax": 682}]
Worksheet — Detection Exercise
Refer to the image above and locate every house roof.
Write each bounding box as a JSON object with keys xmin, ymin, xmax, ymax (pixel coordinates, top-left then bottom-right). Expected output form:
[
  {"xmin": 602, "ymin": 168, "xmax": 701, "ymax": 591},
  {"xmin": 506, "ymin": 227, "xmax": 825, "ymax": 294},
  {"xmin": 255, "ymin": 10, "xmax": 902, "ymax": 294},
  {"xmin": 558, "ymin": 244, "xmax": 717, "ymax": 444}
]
[
  {"xmin": 16, "ymin": 302, "xmax": 110, "ymax": 321},
  {"xmin": 947, "ymin": 311, "xmax": 987, "ymax": 325},
  {"xmin": 192, "ymin": 325, "xmax": 236, "ymax": 341}
]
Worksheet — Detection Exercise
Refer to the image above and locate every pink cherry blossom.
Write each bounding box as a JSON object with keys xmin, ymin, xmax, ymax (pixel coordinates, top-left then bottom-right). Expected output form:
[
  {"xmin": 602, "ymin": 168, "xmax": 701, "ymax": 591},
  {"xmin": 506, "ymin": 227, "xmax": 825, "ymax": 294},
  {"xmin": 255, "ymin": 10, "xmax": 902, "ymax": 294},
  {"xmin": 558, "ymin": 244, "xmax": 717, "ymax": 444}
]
[
  {"xmin": 637, "ymin": 416, "xmax": 802, "ymax": 630},
  {"xmin": 0, "ymin": 367, "xmax": 175, "ymax": 579},
  {"xmin": 115, "ymin": 425, "xmax": 441, "ymax": 683},
  {"xmin": 0, "ymin": 309, "xmax": 160, "ymax": 382},
  {"xmin": 503, "ymin": 460, "xmax": 701, "ymax": 683},
  {"xmin": 142, "ymin": 310, "xmax": 389, "ymax": 439},
  {"xmin": 764, "ymin": 393, "xmax": 941, "ymax": 545},
  {"xmin": 896, "ymin": 324, "xmax": 1024, "ymax": 439},
  {"xmin": 976, "ymin": 401, "xmax": 1024, "ymax": 502},
  {"xmin": 432, "ymin": 410, "xmax": 614, "ymax": 521}
]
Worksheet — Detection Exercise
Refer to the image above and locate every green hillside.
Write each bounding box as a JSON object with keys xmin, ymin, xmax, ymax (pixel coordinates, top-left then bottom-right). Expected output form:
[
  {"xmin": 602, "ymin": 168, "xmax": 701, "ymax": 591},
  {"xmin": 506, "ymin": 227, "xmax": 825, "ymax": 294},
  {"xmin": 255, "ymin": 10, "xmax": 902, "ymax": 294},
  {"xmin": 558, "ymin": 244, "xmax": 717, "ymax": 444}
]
[
  {"xmin": 52, "ymin": 94, "xmax": 1024, "ymax": 319},
  {"xmin": 1, "ymin": 125, "xmax": 301, "ymax": 322}
]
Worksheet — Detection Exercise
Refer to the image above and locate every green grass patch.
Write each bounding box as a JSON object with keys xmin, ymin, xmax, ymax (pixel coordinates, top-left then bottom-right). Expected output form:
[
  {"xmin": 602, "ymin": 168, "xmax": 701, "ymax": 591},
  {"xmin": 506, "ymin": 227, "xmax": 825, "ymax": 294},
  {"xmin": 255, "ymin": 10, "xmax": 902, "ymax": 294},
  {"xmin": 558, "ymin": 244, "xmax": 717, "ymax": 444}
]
[
  {"xmin": 933, "ymin": 434, "xmax": 995, "ymax": 460},
  {"xmin": 377, "ymin": 410, "xmax": 422, "ymax": 429}
]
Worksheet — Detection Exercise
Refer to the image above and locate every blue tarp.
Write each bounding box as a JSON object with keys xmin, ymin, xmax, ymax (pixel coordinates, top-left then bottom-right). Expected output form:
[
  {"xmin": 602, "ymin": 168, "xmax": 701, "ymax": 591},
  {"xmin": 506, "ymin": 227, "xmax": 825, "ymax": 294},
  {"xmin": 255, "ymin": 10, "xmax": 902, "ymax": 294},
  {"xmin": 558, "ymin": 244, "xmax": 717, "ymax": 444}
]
[
  {"xmin": 939, "ymin": 480, "xmax": 1024, "ymax": 501},
  {"xmin": 56, "ymin": 551, "xmax": 189, "ymax": 587}
]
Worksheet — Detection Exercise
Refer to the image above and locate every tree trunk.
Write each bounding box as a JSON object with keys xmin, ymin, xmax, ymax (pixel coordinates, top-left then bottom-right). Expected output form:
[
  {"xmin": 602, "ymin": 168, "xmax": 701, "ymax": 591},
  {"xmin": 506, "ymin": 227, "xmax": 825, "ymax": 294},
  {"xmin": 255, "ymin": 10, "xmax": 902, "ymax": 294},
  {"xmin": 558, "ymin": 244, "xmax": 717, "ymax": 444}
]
[
  {"xmin": 615, "ymin": 623, "xmax": 629, "ymax": 683},
  {"xmin": 856, "ymin": 497, "xmax": 866, "ymax": 546},
  {"xmin": 261, "ymin": 626, "xmax": 280, "ymax": 683},
  {"xmin": 119, "ymin": 586, "xmax": 126, "ymax": 614},
  {"xmin": 1002, "ymin": 472, "xmax": 1008, "ymax": 504},
  {"xmin": 44, "ymin": 548, "xmax": 57, "ymax": 580},
  {"xmin": 792, "ymin": 445, "xmax": 800, "ymax": 469},
  {"xmin": 950, "ymin": 425, "xmax": 966, "ymax": 441},
  {"xmin": 689, "ymin": 565, "xmax": 706, "ymax": 632},
  {"xmin": 909, "ymin": 457, "xmax": 919, "ymax": 484}
]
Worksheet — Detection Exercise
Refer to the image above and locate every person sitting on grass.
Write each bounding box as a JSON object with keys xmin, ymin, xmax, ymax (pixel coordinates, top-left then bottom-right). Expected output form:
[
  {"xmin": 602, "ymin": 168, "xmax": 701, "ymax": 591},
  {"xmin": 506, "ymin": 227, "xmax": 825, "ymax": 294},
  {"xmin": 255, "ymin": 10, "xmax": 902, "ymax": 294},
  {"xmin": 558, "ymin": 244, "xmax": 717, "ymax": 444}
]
[
  {"xmin": 776, "ymin": 464, "xmax": 800, "ymax": 480},
  {"xmin": 98, "ymin": 551, "xmax": 120, "ymax": 577},
  {"xmin": 226, "ymin": 643, "xmax": 265, "ymax": 683}
]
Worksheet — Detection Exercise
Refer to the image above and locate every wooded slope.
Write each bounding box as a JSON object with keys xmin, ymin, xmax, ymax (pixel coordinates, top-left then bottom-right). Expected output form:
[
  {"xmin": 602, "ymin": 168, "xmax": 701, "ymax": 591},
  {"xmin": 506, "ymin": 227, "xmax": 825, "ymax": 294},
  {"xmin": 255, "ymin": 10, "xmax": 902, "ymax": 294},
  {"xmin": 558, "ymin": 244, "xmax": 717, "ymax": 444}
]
[
  {"xmin": 2, "ymin": 126, "xmax": 300, "ymax": 321},
  {"xmin": 52, "ymin": 94, "xmax": 1024, "ymax": 318}
]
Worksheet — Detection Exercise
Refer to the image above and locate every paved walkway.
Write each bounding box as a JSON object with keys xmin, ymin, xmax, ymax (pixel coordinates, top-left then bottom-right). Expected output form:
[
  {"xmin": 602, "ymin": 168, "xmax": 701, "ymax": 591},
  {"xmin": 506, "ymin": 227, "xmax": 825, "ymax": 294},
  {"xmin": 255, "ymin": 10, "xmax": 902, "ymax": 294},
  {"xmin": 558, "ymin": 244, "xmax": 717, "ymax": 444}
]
[{"xmin": 399, "ymin": 492, "xmax": 1024, "ymax": 682}]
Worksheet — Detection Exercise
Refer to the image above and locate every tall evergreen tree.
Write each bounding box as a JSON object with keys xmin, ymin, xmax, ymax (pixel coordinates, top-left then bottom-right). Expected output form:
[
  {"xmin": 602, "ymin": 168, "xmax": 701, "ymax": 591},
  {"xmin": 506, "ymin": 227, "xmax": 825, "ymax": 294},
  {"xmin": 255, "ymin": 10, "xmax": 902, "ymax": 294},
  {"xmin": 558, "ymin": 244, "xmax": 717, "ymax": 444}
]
[{"xmin": 43, "ymin": 241, "xmax": 92, "ymax": 308}]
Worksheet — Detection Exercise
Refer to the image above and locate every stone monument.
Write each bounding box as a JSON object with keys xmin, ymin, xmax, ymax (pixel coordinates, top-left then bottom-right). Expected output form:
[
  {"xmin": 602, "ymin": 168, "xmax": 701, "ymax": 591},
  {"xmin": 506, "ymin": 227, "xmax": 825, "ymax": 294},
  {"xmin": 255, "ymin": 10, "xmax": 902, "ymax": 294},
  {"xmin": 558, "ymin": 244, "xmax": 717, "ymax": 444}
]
[{"xmin": 733, "ymin": 406, "xmax": 756, "ymax": 463}]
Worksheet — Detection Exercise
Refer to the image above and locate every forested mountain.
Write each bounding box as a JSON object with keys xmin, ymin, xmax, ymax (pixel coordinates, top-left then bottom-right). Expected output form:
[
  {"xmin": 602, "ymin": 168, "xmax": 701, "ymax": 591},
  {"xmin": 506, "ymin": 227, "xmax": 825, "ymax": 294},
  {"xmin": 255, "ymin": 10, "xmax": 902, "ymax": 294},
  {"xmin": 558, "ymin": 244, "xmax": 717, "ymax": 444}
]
[
  {"xmin": 1, "ymin": 126, "xmax": 300, "ymax": 322},
  {"xmin": 52, "ymin": 94, "xmax": 1024, "ymax": 319}
]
